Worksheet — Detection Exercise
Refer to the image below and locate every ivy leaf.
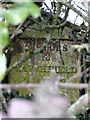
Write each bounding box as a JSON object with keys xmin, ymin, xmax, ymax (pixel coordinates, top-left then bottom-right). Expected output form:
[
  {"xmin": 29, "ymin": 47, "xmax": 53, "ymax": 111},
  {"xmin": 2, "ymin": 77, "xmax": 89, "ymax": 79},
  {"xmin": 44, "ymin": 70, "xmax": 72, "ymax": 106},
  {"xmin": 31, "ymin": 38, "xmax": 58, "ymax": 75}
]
[
  {"xmin": 26, "ymin": 2, "xmax": 41, "ymax": 18},
  {"xmin": 0, "ymin": 23, "xmax": 9, "ymax": 49},
  {"xmin": 6, "ymin": 2, "xmax": 40, "ymax": 25},
  {"xmin": 6, "ymin": 7, "xmax": 28, "ymax": 25}
]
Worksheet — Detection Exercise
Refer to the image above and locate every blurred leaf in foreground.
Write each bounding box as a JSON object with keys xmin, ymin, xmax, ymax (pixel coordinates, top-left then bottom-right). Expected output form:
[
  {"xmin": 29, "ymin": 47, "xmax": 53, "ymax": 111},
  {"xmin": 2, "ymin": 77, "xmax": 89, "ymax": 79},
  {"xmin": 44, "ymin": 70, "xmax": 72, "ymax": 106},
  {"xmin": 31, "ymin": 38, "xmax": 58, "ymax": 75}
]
[{"xmin": 0, "ymin": 54, "xmax": 7, "ymax": 82}]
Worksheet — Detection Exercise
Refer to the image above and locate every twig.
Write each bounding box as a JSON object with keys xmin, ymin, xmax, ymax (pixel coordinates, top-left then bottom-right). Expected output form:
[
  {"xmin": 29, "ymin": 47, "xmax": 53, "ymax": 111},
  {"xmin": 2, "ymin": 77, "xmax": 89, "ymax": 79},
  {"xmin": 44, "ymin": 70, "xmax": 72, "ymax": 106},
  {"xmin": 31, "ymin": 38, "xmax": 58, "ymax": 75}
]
[
  {"xmin": 44, "ymin": 2, "xmax": 53, "ymax": 14},
  {"xmin": 10, "ymin": 22, "xmax": 24, "ymax": 41},
  {"xmin": 0, "ymin": 83, "xmax": 39, "ymax": 89},
  {"xmin": 0, "ymin": 91, "xmax": 8, "ymax": 112},
  {"xmin": 0, "ymin": 83, "xmax": 89, "ymax": 90},
  {"xmin": 63, "ymin": 7, "xmax": 69, "ymax": 21},
  {"xmin": 60, "ymin": 2, "xmax": 88, "ymax": 23},
  {"xmin": 81, "ymin": 26, "xmax": 90, "ymax": 42},
  {"xmin": 64, "ymin": 27, "xmax": 79, "ymax": 43},
  {"xmin": 29, "ymin": 17, "xmax": 42, "ymax": 26},
  {"xmin": 68, "ymin": 67, "xmax": 90, "ymax": 82},
  {"xmin": 74, "ymin": 1, "xmax": 88, "ymax": 13},
  {"xmin": 58, "ymin": 83, "xmax": 89, "ymax": 89},
  {"xmin": 58, "ymin": 29, "xmax": 66, "ymax": 77}
]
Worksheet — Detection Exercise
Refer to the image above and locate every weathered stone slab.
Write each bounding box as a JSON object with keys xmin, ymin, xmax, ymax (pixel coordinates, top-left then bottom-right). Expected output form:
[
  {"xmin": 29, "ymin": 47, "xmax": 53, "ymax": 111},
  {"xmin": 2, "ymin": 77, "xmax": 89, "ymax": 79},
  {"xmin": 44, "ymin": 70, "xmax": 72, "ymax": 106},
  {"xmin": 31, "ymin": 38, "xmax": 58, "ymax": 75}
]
[
  {"xmin": 9, "ymin": 39, "xmax": 80, "ymax": 82},
  {"xmin": 9, "ymin": 39, "xmax": 80, "ymax": 99}
]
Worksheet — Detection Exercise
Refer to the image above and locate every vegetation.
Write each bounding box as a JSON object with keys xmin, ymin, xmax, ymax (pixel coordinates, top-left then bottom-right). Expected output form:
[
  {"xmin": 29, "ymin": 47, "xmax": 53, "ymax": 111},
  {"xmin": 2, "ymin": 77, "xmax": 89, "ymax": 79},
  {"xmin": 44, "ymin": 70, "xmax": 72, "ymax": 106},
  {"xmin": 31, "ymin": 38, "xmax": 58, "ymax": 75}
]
[{"xmin": 0, "ymin": 0, "xmax": 90, "ymax": 119}]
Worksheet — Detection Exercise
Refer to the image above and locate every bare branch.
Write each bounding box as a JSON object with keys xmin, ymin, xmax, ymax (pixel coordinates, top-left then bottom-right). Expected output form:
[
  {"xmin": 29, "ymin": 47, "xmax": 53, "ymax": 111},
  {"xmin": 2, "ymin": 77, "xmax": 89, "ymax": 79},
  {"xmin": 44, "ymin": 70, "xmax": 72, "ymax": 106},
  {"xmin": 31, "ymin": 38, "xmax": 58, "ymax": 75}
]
[
  {"xmin": 68, "ymin": 67, "xmax": 90, "ymax": 82},
  {"xmin": 0, "ymin": 91, "xmax": 8, "ymax": 112},
  {"xmin": 60, "ymin": 2, "xmax": 88, "ymax": 23},
  {"xmin": 0, "ymin": 83, "xmax": 89, "ymax": 90}
]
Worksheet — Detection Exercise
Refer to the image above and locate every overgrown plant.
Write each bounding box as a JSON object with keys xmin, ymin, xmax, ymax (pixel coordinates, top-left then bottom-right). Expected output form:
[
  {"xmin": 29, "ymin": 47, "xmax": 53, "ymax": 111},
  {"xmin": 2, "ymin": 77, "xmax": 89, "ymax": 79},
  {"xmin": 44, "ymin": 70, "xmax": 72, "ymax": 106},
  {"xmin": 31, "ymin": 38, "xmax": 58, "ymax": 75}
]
[{"xmin": 0, "ymin": 0, "xmax": 90, "ymax": 119}]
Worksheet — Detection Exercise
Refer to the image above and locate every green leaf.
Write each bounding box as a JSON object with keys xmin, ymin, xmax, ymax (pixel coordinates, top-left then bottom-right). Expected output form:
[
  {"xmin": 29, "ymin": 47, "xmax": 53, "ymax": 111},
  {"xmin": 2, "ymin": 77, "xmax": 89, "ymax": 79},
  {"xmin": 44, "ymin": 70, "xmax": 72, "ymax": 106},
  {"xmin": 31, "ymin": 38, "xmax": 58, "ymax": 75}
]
[
  {"xmin": 6, "ymin": 2, "xmax": 40, "ymax": 25},
  {"xmin": 0, "ymin": 22, "xmax": 9, "ymax": 48},
  {"xmin": 25, "ymin": 2, "xmax": 41, "ymax": 18},
  {"xmin": 0, "ymin": 54, "xmax": 7, "ymax": 82},
  {"xmin": 13, "ymin": 0, "xmax": 30, "ymax": 5},
  {"xmin": 6, "ymin": 7, "xmax": 28, "ymax": 25},
  {"xmin": 0, "ymin": 7, "xmax": 5, "ymax": 17}
]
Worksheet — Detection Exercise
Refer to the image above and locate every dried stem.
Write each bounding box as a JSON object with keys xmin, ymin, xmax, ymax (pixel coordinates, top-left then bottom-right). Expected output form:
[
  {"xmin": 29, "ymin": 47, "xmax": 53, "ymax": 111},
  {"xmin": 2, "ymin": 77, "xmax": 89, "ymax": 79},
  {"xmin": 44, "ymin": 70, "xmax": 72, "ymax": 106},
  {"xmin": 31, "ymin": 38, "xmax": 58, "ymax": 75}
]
[
  {"xmin": 10, "ymin": 22, "xmax": 24, "ymax": 41},
  {"xmin": 0, "ymin": 83, "xmax": 89, "ymax": 90},
  {"xmin": 0, "ymin": 91, "xmax": 8, "ymax": 112},
  {"xmin": 68, "ymin": 67, "xmax": 90, "ymax": 82}
]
